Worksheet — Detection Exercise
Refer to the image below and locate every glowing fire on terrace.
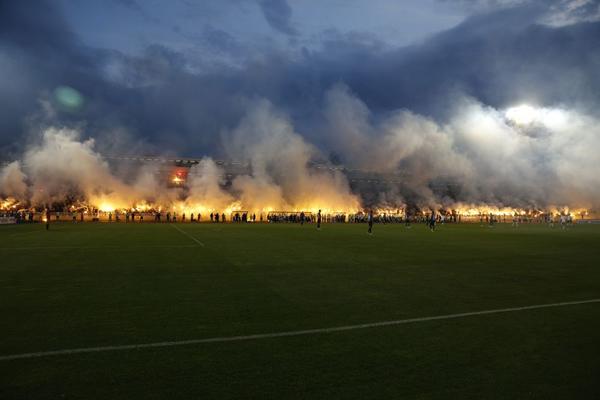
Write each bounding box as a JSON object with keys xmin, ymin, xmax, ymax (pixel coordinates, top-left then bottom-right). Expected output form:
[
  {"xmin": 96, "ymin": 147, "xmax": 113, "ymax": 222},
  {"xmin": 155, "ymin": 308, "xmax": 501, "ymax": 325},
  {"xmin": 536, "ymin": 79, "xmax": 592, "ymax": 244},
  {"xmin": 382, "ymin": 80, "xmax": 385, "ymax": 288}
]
[{"xmin": 1, "ymin": 194, "xmax": 594, "ymax": 224}]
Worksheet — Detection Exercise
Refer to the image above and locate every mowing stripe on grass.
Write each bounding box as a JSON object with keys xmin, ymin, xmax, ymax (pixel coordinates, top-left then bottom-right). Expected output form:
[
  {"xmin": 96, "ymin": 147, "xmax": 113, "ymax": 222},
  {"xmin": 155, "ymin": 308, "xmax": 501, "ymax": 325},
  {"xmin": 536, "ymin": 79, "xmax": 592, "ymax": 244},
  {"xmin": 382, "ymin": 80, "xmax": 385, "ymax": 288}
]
[
  {"xmin": 170, "ymin": 224, "xmax": 205, "ymax": 247},
  {"xmin": 0, "ymin": 245, "xmax": 197, "ymax": 250},
  {"xmin": 1, "ymin": 298, "xmax": 598, "ymax": 361}
]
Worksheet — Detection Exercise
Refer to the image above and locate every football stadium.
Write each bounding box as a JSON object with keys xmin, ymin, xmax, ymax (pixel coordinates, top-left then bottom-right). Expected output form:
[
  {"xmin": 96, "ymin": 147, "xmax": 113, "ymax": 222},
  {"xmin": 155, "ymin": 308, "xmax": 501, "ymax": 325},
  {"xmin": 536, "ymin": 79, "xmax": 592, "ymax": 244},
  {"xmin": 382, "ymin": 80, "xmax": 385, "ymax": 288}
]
[
  {"xmin": 2, "ymin": 1, "xmax": 600, "ymax": 399},
  {"xmin": 2, "ymin": 152, "xmax": 600, "ymax": 399}
]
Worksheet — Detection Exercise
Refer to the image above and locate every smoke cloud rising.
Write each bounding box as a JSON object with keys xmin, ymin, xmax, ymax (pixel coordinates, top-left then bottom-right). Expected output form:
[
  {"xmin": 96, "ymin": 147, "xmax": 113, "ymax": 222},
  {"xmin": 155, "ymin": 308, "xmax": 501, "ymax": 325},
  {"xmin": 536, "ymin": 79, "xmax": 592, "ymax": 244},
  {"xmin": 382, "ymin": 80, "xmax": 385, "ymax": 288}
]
[{"xmin": 2, "ymin": 89, "xmax": 599, "ymax": 213}]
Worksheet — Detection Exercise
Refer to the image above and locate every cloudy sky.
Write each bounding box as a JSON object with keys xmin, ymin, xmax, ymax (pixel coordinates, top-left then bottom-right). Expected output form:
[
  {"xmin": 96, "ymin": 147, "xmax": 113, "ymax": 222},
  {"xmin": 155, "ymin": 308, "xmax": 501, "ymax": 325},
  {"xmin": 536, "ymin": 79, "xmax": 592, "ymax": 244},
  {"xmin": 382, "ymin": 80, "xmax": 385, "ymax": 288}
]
[
  {"xmin": 1, "ymin": 0, "xmax": 599, "ymax": 158},
  {"xmin": 2, "ymin": 0, "xmax": 600, "ymax": 209}
]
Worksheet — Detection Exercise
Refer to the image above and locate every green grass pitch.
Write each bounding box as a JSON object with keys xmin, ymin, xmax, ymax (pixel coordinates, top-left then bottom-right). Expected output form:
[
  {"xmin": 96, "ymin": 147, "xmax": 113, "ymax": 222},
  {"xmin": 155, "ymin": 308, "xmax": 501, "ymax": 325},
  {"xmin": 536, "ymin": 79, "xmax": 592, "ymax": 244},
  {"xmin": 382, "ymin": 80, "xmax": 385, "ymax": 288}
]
[{"xmin": 1, "ymin": 222, "xmax": 599, "ymax": 399}]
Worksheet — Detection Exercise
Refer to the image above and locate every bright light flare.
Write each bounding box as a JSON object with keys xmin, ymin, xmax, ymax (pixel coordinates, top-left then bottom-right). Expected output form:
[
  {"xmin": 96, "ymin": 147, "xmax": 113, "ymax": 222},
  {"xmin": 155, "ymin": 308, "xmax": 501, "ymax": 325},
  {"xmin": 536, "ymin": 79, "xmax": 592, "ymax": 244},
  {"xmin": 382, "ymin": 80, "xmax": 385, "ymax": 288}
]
[
  {"xmin": 98, "ymin": 203, "xmax": 115, "ymax": 212},
  {"xmin": 456, "ymin": 207, "xmax": 517, "ymax": 216},
  {"xmin": 505, "ymin": 104, "xmax": 569, "ymax": 130},
  {"xmin": 0, "ymin": 197, "xmax": 20, "ymax": 211},
  {"xmin": 505, "ymin": 104, "xmax": 539, "ymax": 125}
]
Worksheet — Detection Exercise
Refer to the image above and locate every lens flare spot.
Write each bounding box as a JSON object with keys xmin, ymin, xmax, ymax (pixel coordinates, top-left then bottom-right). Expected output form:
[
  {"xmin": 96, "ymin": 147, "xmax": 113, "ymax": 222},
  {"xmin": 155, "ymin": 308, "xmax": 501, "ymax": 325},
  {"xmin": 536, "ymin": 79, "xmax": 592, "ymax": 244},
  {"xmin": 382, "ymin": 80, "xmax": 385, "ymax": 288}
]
[{"xmin": 54, "ymin": 86, "xmax": 84, "ymax": 111}]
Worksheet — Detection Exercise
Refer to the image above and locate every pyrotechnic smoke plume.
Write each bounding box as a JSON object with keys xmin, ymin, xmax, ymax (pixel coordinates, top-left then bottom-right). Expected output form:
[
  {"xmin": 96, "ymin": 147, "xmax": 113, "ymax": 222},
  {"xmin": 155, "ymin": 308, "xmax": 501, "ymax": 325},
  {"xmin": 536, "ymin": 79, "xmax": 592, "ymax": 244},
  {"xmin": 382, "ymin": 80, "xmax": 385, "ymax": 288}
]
[{"xmin": 1, "ymin": 89, "xmax": 599, "ymax": 214}]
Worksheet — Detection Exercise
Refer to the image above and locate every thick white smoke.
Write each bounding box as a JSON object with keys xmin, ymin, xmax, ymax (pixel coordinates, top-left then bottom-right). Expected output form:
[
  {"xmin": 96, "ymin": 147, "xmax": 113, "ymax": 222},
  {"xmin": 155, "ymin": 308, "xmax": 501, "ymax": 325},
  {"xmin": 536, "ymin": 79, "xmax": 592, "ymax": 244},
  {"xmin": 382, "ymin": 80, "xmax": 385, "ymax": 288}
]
[
  {"xmin": 0, "ymin": 102, "xmax": 360, "ymax": 214},
  {"xmin": 323, "ymin": 84, "xmax": 600, "ymax": 210},
  {"xmin": 225, "ymin": 99, "xmax": 360, "ymax": 212},
  {"xmin": 185, "ymin": 158, "xmax": 234, "ymax": 211},
  {"xmin": 23, "ymin": 128, "xmax": 129, "ymax": 206},
  {"xmin": 0, "ymin": 161, "xmax": 28, "ymax": 200},
  {"xmin": 1, "ymin": 87, "xmax": 599, "ymax": 213}
]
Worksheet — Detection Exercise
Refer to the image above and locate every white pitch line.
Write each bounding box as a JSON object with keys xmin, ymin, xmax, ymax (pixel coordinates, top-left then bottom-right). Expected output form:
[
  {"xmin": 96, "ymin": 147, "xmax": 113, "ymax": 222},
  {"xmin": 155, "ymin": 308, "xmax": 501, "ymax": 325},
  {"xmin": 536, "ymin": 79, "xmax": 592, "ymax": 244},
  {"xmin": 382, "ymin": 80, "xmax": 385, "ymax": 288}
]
[
  {"xmin": 170, "ymin": 223, "xmax": 205, "ymax": 247},
  {"xmin": 1, "ymin": 298, "xmax": 598, "ymax": 362}
]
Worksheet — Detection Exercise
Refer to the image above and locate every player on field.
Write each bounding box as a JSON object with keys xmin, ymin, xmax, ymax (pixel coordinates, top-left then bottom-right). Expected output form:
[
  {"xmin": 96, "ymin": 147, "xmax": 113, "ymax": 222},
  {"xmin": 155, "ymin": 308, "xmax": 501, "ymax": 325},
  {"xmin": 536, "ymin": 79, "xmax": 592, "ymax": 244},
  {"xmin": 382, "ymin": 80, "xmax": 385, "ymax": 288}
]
[
  {"xmin": 317, "ymin": 209, "xmax": 322, "ymax": 230},
  {"xmin": 429, "ymin": 210, "xmax": 436, "ymax": 232},
  {"xmin": 367, "ymin": 209, "xmax": 374, "ymax": 235}
]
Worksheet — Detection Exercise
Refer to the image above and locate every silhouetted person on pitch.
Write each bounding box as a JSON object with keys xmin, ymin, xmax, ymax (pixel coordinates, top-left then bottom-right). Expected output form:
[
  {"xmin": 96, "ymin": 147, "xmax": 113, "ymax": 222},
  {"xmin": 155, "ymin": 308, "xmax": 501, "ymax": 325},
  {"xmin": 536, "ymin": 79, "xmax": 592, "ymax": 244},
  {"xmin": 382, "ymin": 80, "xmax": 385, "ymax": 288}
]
[
  {"xmin": 45, "ymin": 209, "xmax": 50, "ymax": 231},
  {"xmin": 317, "ymin": 209, "xmax": 322, "ymax": 230},
  {"xmin": 368, "ymin": 209, "xmax": 374, "ymax": 235}
]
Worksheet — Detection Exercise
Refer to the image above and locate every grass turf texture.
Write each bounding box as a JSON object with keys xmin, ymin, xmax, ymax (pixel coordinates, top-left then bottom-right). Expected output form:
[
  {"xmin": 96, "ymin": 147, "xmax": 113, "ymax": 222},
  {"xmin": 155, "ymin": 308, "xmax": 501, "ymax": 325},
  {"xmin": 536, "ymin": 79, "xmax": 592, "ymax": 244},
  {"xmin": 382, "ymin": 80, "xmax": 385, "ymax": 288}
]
[{"xmin": 1, "ymin": 222, "xmax": 599, "ymax": 399}]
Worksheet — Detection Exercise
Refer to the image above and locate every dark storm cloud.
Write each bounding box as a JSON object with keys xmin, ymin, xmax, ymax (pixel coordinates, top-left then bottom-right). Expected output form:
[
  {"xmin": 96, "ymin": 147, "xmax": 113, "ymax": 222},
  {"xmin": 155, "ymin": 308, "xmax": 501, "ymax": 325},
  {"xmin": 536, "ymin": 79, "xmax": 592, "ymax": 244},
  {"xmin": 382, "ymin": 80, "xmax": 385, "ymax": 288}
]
[
  {"xmin": 201, "ymin": 25, "xmax": 241, "ymax": 53},
  {"xmin": 257, "ymin": 0, "xmax": 297, "ymax": 36},
  {"xmin": 438, "ymin": 0, "xmax": 600, "ymax": 25},
  {"xmin": 111, "ymin": 0, "xmax": 159, "ymax": 23},
  {"xmin": 0, "ymin": 0, "xmax": 96, "ymax": 155},
  {"xmin": 1, "ymin": 0, "xmax": 600, "ymax": 159},
  {"xmin": 112, "ymin": 0, "xmax": 143, "ymax": 12},
  {"xmin": 345, "ymin": 6, "xmax": 600, "ymax": 115},
  {"xmin": 0, "ymin": 1, "xmax": 243, "ymax": 156},
  {"xmin": 2, "ymin": 0, "xmax": 600, "ymax": 209},
  {"xmin": 438, "ymin": 0, "xmax": 533, "ymax": 12}
]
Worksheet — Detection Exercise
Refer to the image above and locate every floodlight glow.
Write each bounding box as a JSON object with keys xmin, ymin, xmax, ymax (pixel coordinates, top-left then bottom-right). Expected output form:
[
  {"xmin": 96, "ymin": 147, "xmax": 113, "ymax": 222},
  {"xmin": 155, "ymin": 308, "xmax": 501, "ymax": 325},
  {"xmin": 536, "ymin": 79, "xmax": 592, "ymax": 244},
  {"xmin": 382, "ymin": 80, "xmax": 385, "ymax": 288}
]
[{"xmin": 505, "ymin": 104, "xmax": 539, "ymax": 125}]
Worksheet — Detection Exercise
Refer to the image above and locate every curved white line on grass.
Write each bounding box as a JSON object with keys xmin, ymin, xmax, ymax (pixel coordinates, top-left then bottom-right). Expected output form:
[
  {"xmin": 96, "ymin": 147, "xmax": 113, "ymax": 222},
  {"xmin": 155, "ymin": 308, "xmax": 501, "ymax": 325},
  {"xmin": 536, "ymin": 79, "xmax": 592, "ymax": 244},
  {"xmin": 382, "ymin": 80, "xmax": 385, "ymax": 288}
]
[
  {"xmin": 169, "ymin": 224, "xmax": 205, "ymax": 247},
  {"xmin": 1, "ymin": 298, "xmax": 598, "ymax": 361}
]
